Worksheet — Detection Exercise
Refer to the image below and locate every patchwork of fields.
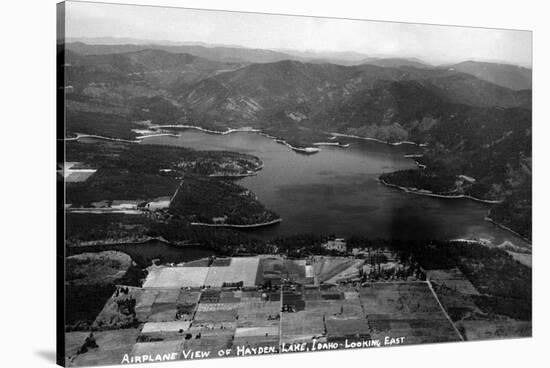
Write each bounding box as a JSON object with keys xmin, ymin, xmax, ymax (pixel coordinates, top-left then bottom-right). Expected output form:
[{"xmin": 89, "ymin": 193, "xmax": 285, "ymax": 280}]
[{"xmin": 66, "ymin": 256, "xmax": 465, "ymax": 366}]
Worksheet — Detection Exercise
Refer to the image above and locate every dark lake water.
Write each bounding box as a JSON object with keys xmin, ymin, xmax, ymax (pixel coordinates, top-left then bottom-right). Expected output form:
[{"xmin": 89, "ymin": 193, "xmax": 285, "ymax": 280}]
[{"xmin": 142, "ymin": 130, "xmax": 529, "ymax": 248}]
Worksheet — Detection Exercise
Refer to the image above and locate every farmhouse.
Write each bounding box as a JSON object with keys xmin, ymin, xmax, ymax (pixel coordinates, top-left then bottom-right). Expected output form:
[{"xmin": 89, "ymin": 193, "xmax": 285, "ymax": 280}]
[{"xmin": 322, "ymin": 237, "xmax": 347, "ymax": 253}]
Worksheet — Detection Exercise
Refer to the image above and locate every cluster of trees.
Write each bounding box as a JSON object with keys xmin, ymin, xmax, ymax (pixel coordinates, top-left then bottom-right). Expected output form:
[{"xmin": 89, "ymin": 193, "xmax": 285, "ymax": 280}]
[
  {"xmin": 147, "ymin": 220, "xmax": 265, "ymax": 255},
  {"xmin": 271, "ymin": 234, "xmax": 325, "ymax": 257},
  {"xmin": 378, "ymin": 102, "xmax": 531, "ymax": 240},
  {"xmin": 66, "ymin": 169, "xmax": 180, "ymax": 207},
  {"xmin": 489, "ymin": 178, "xmax": 532, "ymax": 240},
  {"xmin": 65, "ymin": 284, "xmax": 116, "ymax": 331},
  {"xmin": 362, "ymin": 265, "xmax": 423, "ymax": 282},
  {"xmin": 66, "ymin": 109, "xmax": 140, "ymax": 140},
  {"xmin": 66, "ymin": 213, "xmax": 151, "ymax": 245},
  {"xmin": 472, "ymin": 294, "xmax": 531, "ymax": 321},
  {"xmin": 116, "ymin": 298, "xmax": 136, "ymax": 317},
  {"xmin": 65, "ymin": 259, "xmax": 145, "ymax": 332},
  {"xmin": 65, "ymin": 139, "xmax": 264, "ymax": 209},
  {"xmin": 169, "ymin": 175, "xmax": 279, "ymax": 225},
  {"xmin": 379, "ymin": 169, "xmax": 458, "ymax": 195},
  {"xmin": 393, "ymin": 240, "xmax": 531, "ymax": 301},
  {"xmin": 128, "ymin": 95, "xmax": 180, "ymax": 124},
  {"xmin": 66, "ymin": 257, "xmax": 122, "ymax": 282}
]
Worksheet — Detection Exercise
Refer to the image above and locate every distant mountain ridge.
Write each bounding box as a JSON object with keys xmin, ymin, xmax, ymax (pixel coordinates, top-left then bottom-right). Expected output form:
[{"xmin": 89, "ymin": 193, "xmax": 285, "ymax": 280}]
[
  {"xmin": 66, "ymin": 41, "xmax": 298, "ymax": 64},
  {"xmin": 446, "ymin": 61, "xmax": 532, "ymax": 90},
  {"xmin": 65, "ymin": 48, "xmax": 245, "ymax": 89},
  {"xmin": 66, "ymin": 41, "xmax": 531, "ymax": 90},
  {"xmin": 66, "ymin": 38, "xmax": 530, "ymax": 67},
  {"xmin": 64, "ymin": 41, "xmax": 433, "ymax": 67},
  {"xmin": 360, "ymin": 57, "xmax": 430, "ymax": 69}
]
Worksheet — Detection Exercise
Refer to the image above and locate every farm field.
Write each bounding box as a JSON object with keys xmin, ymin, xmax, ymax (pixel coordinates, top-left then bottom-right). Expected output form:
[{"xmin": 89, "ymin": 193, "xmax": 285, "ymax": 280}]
[
  {"xmin": 426, "ymin": 268, "xmax": 480, "ymax": 295},
  {"xmin": 68, "ymin": 329, "xmax": 141, "ymax": 367},
  {"xmin": 143, "ymin": 266, "xmax": 210, "ymax": 288},
  {"xmin": 66, "ymin": 170, "xmax": 97, "ymax": 182},
  {"xmin": 358, "ymin": 282, "xmax": 462, "ymax": 344},
  {"xmin": 142, "ymin": 257, "xmax": 261, "ymax": 288},
  {"xmin": 458, "ymin": 320, "xmax": 532, "ymax": 341},
  {"xmin": 204, "ymin": 257, "xmax": 260, "ymax": 287},
  {"xmin": 429, "ymin": 277, "xmax": 531, "ymax": 341},
  {"xmin": 66, "ymin": 255, "xmax": 527, "ymax": 366},
  {"xmin": 68, "ymin": 283, "xmax": 459, "ymax": 366}
]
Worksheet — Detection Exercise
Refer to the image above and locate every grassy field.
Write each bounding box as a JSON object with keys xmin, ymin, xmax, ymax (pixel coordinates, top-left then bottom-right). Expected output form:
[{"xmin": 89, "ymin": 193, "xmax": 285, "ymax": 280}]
[
  {"xmin": 65, "ymin": 251, "xmax": 137, "ymax": 331},
  {"xmin": 204, "ymin": 258, "xmax": 260, "ymax": 287},
  {"xmin": 143, "ymin": 257, "xmax": 260, "ymax": 288},
  {"xmin": 433, "ymin": 283, "xmax": 531, "ymax": 340},
  {"xmin": 66, "ymin": 251, "xmax": 132, "ymax": 285},
  {"xmin": 458, "ymin": 320, "xmax": 531, "ymax": 341},
  {"xmin": 143, "ymin": 266, "xmax": 210, "ymax": 288},
  {"xmin": 68, "ymin": 329, "xmax": 141, "ymax": 367},
  {"xmin": 426, "ymin": 269, "xmax": 480, "ymax": 295},
  {"xmin": 357, "ymin": 283, "xmax": 461, "ymax": 344}
]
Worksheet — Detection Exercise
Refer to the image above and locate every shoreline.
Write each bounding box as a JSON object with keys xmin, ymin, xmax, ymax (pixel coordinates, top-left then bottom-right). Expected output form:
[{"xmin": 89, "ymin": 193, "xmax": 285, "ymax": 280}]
[
  {"xmin": 67, "ymin": 235, "xmax": 171, "ymax": 247},
  {"xmin": 450, "ymin": 237, "xmax": 531, "ymax": 268},
  {"xmin": 208, "ymin": 158, "xmax": 264, "ymax": 178},
  {"xmin": 69, "ymin": 125, "xmax": 365, "ymax": 155},
  {"xmin": 273, "ymin": 139, "xmax": 320, "ymax": 154},
  {"xmin": 66, "ymin": 208, "xmax": 144, "ymax": 215},
  {"xmin": 67, "ymin": 131, "xmax": 265, "ymax": 179},
  {"xmin": 484, "ymin": 216, "xmax": 532, "ymax": 245},
  {"xmin": 135, "ymin": 133, "xmax": 179, "ymax": 139},
  {"xmin": 415, "ymin": 161, "xmax": 427, "ymax": 169},
  {"xmin": 152, "ymin": 124, "xmax": 321, "ymax": 154},
  {"xmin": 152, "ymin": 124, "xmax": 261, "ymax": 135},
  {"xmin": 68, "ymin": 126, "xmax": 428, "ymax": 153},
  {"xmin": 450, "ymin": 237, "xmax": 531, "ymax": 252},
  {"xmin": 378, "ymin": 178, "xmax": 503, "ymax": 204},
  {"xmin": 312, "ymin": 142, "xmax": 350, "ymax": 148},
  {"xmin": 330, "ymin": 132, "xmax": 427, "ymax": 147},
  {"xmin": 190, "ymin": 218, "xmax": 282, "ymax": 229},
  {"xmin": 208, "ymin": 171, "xmax": 259, "ymax": 178},
  {"xmin": 66, "ymin": 133, "xmax": 140, "ymax": 143}
]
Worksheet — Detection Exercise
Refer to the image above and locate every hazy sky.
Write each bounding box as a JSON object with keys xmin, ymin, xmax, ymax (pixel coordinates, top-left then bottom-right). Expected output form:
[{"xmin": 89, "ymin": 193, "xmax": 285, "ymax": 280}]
[{"xmin": 65, "ymin": 1, "xmax": 532, "ymax": 66}]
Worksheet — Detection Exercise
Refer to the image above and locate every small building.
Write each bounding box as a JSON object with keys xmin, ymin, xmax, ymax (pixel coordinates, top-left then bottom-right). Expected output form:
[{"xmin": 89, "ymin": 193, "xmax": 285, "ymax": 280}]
[
  {"xmin": 322, "ymin": 237, "xmax": 347, "ymax": 253},
  {"xmin": 458, "ymin": 174, "xmax": 476, "ymax": 183},
  {"xmin": 212, "ymin": 215, "xmax": 228, "ymax": 224}
]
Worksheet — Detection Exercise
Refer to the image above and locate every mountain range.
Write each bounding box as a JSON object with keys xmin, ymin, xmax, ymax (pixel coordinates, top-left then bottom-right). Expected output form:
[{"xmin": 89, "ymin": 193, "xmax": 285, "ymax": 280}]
[{"xmin": 65, "ymin": 41, "xmax": 531, "ymax": 90}]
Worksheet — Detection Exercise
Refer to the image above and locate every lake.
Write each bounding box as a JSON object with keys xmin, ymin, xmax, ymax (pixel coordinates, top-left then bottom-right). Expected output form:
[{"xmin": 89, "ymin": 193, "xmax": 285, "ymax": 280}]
[{"xmin": 142, "ymin": 130, "xmax": 530, "ymax": 249}]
